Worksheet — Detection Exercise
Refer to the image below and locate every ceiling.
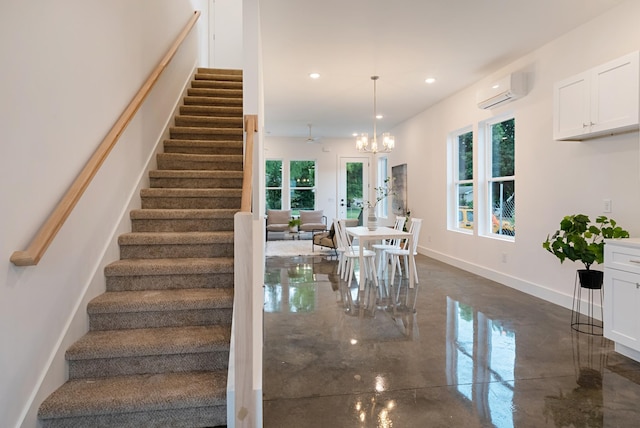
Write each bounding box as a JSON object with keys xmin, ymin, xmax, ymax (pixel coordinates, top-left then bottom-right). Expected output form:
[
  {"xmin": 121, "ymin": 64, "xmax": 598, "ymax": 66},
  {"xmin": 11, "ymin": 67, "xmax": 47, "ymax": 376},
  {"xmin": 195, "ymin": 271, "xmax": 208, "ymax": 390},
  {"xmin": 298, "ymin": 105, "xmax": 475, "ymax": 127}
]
[{"xmin": 259, "ymin": 0, "xmax": 626, "ymax": 140}]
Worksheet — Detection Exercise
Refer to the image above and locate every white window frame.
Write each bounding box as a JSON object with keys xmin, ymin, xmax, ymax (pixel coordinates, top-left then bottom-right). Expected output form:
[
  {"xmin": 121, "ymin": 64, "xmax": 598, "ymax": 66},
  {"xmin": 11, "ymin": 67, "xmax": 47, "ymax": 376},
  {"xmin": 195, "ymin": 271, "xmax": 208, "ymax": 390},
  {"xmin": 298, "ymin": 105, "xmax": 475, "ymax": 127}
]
[
  {"xmin": 479, "ymin": 113, "xmax": 515, "ymax": 240},
  {"xmin": 448, "ymin": 126, "xmax": 474, "ymax": 234}
]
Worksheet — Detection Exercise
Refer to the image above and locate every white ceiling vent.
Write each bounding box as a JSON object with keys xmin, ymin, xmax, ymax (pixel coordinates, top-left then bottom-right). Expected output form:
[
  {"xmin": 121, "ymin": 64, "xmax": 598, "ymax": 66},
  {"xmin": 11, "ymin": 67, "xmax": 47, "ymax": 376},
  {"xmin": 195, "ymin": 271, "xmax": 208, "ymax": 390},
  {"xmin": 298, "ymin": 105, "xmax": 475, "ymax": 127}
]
[{"xmin": 476, "ymin": 72, "xmax": 525, "ymax": 109}]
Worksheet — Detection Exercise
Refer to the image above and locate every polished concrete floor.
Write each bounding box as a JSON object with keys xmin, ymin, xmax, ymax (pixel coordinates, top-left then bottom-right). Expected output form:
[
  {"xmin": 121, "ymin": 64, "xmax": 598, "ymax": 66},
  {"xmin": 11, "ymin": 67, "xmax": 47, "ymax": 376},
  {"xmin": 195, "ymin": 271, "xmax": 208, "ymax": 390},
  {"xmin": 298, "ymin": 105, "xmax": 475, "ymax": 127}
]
[{"xmin": 262, "ymin": 252, "xmax": 640, "ymax": 428}]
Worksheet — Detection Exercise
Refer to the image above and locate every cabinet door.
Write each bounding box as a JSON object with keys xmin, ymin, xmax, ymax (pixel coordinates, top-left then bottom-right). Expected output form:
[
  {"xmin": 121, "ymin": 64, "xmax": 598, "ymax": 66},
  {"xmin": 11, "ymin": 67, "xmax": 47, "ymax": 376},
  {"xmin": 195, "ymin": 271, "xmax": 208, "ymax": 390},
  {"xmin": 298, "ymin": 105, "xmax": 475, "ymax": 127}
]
[
  {"xmin": 553, "ymin": 71, "xmax": 590, "ymax": 140},
  {"xmin": 604, "ymin": 268, "xmax": 640, "ymax": 350},
  {"xmin": 590, "ymin": 51, "xmax": 640, "ymax": 136}
]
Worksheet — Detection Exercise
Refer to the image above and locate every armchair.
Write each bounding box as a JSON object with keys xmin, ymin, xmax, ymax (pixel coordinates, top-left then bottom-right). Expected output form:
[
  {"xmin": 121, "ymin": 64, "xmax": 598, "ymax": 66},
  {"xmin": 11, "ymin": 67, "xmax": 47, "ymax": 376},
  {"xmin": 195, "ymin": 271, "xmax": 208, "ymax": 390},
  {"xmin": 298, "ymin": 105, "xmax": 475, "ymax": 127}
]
[
  {"xmin": 265, "ymin": 209, "xmax": 291, "ymax": 240},
  {"xmin": 298, "ymin": 210, "xmax": 327, "ymax": 233}
]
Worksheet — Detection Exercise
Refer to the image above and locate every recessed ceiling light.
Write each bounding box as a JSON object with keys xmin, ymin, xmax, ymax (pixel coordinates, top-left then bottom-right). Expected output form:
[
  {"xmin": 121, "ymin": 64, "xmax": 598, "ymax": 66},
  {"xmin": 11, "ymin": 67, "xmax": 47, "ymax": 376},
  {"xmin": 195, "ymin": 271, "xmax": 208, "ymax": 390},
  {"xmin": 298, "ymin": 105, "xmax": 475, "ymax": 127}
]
[
  {"xmin": 425, "ymin": 77, "xmax": 436, "ymax": 84},
  {"xmin": 309, "ymin": 72, "xmax": 320, "ymax": 79},
  {"xmin": 376, "ymin": 114, "xmax": 383, "ymax": 119}
]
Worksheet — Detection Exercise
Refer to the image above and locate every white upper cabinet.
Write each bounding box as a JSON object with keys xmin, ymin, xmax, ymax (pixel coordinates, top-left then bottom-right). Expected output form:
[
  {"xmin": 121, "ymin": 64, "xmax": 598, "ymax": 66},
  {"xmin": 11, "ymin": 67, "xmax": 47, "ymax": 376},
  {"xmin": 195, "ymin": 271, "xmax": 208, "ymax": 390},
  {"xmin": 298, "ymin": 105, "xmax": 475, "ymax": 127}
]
[{"xmin": 554, "ymin": 51, "xmax": 639, "ymax": 140}]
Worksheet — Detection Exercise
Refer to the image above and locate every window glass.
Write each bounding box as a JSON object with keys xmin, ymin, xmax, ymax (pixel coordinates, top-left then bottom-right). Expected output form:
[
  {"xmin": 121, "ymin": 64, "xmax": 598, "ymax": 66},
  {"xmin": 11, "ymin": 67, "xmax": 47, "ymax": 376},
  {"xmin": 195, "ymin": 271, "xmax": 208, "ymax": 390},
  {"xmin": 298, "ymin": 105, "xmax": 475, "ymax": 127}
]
[
  {"xmin": 265, "ymin": 160, "xmax": 283, "ymax": 210},
  {"xmin": 450, "ymin": 129, "xmax": 474, "ymax": 232},
  {"xmin": 290, "ymin": 160, "xmax": 316, "ymax": 214},
  {"xmin": 487, "ymin": 117, "xmax": 515, "ymax": 237}
]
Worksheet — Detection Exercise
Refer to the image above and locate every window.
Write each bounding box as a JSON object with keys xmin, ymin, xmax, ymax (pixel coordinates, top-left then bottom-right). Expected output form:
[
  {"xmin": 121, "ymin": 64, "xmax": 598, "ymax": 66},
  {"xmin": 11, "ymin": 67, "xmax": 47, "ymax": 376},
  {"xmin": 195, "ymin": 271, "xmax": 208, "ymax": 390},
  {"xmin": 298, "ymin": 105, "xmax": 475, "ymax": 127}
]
[
  {"xmin": 265, "ymin": 159, "xmax": 283, "ymax": 210},
  {"xmin": 450, "ymin": 127, "xmax": 474, "ymax": 232},
  {"xmin": 484, "ymin": 116, "xmax": 515, "ymax": 237},
  {"xmin": 289, "ymin": 160, "xmax": 316, "ymax": 214},
  {"xmin": 377, "ymin": 156, "xmax": 388, "ymax": 218}
]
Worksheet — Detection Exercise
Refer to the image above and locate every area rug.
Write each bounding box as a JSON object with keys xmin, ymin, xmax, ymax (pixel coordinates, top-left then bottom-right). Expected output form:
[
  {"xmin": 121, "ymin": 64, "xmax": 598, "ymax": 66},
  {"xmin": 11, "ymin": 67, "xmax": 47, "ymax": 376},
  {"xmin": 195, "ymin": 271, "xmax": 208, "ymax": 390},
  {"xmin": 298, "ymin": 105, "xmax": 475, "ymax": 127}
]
[{"xmin": 265, "ymin": 239, "xmax": 335, "ymax": 257}]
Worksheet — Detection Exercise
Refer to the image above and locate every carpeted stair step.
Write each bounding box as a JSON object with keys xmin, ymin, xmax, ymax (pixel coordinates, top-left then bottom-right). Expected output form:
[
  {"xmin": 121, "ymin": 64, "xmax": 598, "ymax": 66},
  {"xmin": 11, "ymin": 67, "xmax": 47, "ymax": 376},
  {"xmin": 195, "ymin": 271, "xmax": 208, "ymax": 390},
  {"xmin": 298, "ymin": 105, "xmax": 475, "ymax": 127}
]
[
  {"xmin": 174, "ymin": 115, "xmax": 243, "ymax": 128},
  {"xmin": 105, "ymin": 257, "xmax": 234, "ymax": 291},
  {"xmin": 157, "ymin": 153, "xmax": 243, "ymax": 171},
  {"xmin": 130, "ymin": 208, "xmax": 236, "ymax": 233},
  {"xmin": 38, "ymin": 371, "xmax": 226, "ymax": 427},
  {"xmin": 179, "ymin": 104, "xmax": 243, "ymax": 117},
  {"xmin": 186, "ymin": 87, "xmax": 242, "ymax": 99},
  {"xmin": 169, "ymin": 125, "xmax": 243, "ymax": 141},
  {"xmin": 163, "ymin": 139, "xmax": 243, "ymax": 155},
  {"xmin": 66, "ymin": 325, "xmax": 230, "ymax": 379},
  {"xmin": 149, "ymin": 169, "xmax": 243, "ymax": 188},
  {"xmin": 118, "ymin": 231, "xmax": 234, "ymax": 259},
  {"xmin": 197, "ymin": 67, "xmax": 242, "ymax": 77},
  {"xmin": 191, "ymin": 79, "xmax": 242, "ymax": 90},
  {"xmin": 140, "ymin": 188, "xmax": 241, "ymax": 209},
  {"xmin": 183, "ymin": 95, "xmax": 242, "ymax": 107},
  {"xmin": 87, "ymin": 288, "xmax": 234, "ymax": 330}
]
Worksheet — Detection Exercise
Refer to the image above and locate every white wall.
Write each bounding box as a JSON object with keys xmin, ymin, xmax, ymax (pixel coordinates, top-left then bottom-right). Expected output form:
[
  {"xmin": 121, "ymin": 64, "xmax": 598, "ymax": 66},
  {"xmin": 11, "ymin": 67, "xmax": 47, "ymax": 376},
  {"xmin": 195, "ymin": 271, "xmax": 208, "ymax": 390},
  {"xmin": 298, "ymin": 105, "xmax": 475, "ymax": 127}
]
[
  {"xmin": 0, "ymin": 2, "xmax": 199, "ymax": 426},
  {"xmin": 264, "ymin": 137, "xmax": 400, "ymax": 228},
  {"xmin": 190, "ymin": 0, "xmax": 243, "ymax": 69},
  {"xmin": 266, "ymin": 1, "xmax": 640, "ymax": 311}
]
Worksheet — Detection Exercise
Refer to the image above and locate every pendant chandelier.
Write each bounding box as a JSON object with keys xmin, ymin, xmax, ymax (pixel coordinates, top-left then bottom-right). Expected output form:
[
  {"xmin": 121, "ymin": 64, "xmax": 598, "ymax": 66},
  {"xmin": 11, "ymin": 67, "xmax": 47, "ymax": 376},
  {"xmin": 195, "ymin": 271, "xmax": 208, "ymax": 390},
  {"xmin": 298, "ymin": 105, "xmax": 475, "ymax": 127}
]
[{"xmin": 355, "ymin": 76, "xmax": 395, "ymax": 154}]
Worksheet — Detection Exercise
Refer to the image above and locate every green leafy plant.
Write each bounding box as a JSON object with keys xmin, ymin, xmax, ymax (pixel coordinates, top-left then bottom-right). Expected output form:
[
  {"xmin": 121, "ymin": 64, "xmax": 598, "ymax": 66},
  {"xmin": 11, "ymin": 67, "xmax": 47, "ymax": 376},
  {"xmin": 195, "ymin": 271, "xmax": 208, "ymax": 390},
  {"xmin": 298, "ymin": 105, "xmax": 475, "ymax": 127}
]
[
  {"xmin": 288, "ymin": 218, "xmax": 301, "ymax": 228},
  {"xmin": 542, "ymin": 214, "xmax": 629, "ymax": 270}
]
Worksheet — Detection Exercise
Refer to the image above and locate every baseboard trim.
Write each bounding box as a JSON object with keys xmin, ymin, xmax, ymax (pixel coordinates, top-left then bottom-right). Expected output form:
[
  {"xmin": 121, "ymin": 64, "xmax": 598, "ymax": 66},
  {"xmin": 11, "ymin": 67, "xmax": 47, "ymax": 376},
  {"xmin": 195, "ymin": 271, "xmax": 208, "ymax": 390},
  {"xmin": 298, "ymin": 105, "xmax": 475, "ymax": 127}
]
[{"xmin": 417, "ymin": 245, "xmax": 576, "ymax": 313}]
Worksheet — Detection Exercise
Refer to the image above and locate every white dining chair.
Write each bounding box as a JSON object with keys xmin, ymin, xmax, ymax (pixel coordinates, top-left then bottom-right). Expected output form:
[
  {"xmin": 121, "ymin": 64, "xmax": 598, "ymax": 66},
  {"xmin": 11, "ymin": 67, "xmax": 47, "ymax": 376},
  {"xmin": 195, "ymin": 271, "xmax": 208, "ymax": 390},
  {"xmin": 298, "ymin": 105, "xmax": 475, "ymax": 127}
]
[
  {"xmin": 333, "ymin": 220, "xmax": 348, "ymax": 279},
  {"xmin": 387, "ymin": 218, "xmax": 422, "ymax": 287},
  {"xmin": 372, "ymin": 215, "xmax": 406, "ymax": 278},
  {"xmin": 338, "ymin": 219, "xmax": 379, "ymax": 291}
]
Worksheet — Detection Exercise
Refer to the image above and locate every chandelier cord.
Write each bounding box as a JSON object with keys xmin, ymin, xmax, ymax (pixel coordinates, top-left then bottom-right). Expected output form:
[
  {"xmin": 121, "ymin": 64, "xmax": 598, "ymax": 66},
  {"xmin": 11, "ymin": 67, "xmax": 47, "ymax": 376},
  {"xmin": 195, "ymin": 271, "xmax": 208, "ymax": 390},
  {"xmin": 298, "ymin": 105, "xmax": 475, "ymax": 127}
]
[{"xmin": 372, "ymin": 76, "xmax": 377, "ymax": 144}]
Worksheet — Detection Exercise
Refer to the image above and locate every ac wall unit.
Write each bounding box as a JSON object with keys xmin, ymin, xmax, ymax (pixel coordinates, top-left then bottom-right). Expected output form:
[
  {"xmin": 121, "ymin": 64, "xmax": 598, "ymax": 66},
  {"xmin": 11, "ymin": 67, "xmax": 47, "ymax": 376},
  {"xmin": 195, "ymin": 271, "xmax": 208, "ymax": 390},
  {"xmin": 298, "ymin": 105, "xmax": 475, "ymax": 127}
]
[{"xmin": 476, "ymin": 72, "xmax": 525, "ymax": 109}]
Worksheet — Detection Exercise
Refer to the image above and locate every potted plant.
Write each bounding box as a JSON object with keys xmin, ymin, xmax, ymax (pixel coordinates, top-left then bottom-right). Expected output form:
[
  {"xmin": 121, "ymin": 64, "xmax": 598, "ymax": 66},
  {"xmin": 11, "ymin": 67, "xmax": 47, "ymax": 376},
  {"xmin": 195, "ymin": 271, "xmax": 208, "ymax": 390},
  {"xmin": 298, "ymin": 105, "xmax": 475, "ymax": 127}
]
[
  {"xmin": 365, "ymin": 177, "xmax": 395, "ymax": 230},
  {"xmin": 288, "ymin": 217, "xmax": 301, "ymax": 232},
  {"xmin": 542, "ymin": 214, "xmax": 629, "ymax": 288}
]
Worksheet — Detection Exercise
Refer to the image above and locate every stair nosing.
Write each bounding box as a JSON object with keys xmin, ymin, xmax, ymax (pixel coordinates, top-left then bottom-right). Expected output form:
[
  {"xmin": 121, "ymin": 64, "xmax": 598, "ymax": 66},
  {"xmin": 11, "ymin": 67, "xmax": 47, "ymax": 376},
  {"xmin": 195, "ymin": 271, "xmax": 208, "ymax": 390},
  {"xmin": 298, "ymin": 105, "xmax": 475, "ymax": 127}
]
[
  {"xmin": 38, "ymin": 371, "xmax": 226, "ymax": 418},
  {"xmin": 87, "ymin": 288, "xmax": 234, "ymax": 314},
  {"xmin": 67, "ymin": 325, "xmax": 231, "ymax": 360},
  {"xmin": 104, "ymin": 257, "xmax": 234, "ymax": 276},
  {"xmin": 118, "ymin": 231, "xmax": 234, "ymax": 245}
]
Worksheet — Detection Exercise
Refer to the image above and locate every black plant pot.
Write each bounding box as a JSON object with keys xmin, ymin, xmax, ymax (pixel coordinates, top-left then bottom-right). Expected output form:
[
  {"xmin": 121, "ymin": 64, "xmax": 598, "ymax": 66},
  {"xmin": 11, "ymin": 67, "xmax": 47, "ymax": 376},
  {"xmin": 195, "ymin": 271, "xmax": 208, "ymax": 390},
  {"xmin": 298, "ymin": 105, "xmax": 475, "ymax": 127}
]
[{"xmin": 578, "ymin": 269, "xmax": 604, "ymax": 289}]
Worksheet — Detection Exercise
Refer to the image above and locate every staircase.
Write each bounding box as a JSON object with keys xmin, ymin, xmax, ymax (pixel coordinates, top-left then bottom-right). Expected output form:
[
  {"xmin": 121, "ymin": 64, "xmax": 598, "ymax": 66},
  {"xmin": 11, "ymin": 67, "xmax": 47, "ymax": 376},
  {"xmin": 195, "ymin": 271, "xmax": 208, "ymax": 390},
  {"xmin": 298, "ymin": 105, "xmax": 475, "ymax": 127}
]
[{"xmin": 38, "ymin": 68, "xmax": 243, "ymax": 427}]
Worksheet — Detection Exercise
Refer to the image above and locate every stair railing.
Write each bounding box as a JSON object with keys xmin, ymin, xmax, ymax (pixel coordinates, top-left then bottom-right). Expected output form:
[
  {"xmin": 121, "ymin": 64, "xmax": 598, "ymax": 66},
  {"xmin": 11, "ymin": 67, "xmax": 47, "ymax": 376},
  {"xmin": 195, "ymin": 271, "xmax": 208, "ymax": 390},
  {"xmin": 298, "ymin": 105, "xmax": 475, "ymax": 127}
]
[
  {"xmin": 229, "ymin": 114, "xmax": 260, "ymax": 426},
  {"xmin": 10, "ymin": 11, "xmax": 201, "ymax": 267},
  {"xmin": 241, "ymin": 115, "xmax": 257, "ymax": 213}
]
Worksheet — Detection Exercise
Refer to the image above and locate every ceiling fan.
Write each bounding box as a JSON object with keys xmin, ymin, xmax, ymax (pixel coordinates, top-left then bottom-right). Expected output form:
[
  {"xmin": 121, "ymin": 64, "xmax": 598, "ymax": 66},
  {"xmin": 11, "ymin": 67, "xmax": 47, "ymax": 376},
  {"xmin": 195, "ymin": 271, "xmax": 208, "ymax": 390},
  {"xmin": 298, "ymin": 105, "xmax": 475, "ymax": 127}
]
[{"xmin": 305, "ymin": 123, "xmax": 321, "ymax": 144}]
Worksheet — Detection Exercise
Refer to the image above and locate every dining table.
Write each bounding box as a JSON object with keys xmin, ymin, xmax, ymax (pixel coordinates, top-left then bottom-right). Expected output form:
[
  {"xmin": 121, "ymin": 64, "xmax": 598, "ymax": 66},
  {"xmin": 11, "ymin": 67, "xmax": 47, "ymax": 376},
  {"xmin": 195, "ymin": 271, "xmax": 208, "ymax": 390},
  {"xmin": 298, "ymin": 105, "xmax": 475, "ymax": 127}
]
[{"xmin": 345, "ymin": 226, "xmax": 415, "ymax": 291}]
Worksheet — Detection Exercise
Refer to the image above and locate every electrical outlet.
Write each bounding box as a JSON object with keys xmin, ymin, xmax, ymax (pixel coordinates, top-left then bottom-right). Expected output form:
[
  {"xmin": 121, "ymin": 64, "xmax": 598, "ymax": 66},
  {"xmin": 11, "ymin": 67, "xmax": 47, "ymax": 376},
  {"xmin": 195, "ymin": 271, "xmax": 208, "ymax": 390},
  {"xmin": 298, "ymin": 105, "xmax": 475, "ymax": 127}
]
[{"xmin": 603, "ymin": 199, "xmax": 612, "ymax": 213}]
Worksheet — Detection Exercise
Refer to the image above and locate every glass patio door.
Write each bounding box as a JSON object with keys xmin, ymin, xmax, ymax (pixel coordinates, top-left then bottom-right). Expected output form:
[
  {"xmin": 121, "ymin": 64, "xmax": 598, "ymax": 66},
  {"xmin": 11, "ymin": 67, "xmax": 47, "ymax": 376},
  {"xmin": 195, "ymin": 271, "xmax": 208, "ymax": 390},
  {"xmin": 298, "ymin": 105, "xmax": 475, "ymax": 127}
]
[{"xmin": 338, "ymin": 157, "xmax": 369, "ymax": 221}]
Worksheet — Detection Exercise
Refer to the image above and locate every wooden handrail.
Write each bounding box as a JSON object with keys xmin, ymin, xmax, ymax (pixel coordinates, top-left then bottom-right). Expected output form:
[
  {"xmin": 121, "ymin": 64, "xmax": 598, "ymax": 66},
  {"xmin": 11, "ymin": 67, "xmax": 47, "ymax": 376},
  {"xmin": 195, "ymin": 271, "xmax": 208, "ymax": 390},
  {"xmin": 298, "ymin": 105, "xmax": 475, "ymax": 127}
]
[
  {"xmin": 10, "ymin": 11, "xmax": 201, "ymax": 266},
  {"xmin": 241, "ymin": 115, "xmax": 257, "ymax": 212}
]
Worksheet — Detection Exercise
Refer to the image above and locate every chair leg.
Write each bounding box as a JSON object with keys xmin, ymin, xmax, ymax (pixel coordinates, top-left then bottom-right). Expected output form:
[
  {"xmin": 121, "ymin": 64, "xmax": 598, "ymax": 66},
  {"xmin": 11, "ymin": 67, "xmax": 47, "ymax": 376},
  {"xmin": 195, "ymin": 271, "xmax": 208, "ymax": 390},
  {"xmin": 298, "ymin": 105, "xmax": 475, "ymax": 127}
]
[
  {"xmin": 369, "ymin": 257, "xmax": 379, "ymax": 290},
  {"xmin": 347, "ymin": 258, "xmax": 355, "ymax": 289},
  {"xmin": 390, "ymin": 256, "xmax": 397, "ymax": 288},
  {"xmin": 403, "ymin": 256, "xmax": 409, "ymax": 279}
]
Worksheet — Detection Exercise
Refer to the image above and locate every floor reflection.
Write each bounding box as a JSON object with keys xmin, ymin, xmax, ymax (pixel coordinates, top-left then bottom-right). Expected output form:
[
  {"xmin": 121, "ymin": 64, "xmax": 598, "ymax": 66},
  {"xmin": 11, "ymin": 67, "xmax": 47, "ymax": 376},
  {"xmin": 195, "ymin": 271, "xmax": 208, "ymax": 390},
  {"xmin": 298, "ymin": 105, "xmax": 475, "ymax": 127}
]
[
  {"xmin": 446, "ymin": 296, "xmax": 515, "ymax": 427},
  {"xmin": 263, "ymin": 254, "xmax": 640, "ymax": 428}
]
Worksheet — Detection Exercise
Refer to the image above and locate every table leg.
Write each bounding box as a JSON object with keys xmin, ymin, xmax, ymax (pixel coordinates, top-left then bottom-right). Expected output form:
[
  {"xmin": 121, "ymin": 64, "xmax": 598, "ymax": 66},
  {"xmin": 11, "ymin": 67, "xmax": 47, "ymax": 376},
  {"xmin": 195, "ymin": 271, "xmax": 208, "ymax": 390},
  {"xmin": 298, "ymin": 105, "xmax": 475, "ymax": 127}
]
[{"xmin": 359, "ymin": 241, "xmax": 365, "ymax": 291}]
